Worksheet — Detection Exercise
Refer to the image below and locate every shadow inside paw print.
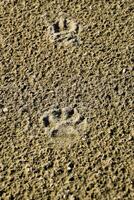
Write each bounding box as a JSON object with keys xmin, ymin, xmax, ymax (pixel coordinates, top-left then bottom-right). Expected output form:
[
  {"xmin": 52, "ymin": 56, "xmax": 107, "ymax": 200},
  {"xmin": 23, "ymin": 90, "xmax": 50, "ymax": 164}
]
[
  {"xmin": 47, "ymin": 13, "xmax": 81, "ymax": 46},
  {"xmin": 41, "ymin": 106, "xmax": 87, "ymax": 139}
]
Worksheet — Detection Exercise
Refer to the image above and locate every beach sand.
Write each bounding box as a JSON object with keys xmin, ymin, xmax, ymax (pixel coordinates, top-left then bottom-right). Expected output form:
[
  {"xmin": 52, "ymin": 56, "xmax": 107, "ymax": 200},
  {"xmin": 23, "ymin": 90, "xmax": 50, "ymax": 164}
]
[{"xmin": 0, "ymin": 0, "xmax": 134, "ymax": 199}]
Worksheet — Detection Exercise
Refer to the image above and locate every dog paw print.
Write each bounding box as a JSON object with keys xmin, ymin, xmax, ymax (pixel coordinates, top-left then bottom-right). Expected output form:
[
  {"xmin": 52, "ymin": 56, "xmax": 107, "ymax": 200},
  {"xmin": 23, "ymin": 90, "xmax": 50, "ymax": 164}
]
[
  {"xmin": 47, "ymin": 13, "xmax": 82, "ymax": 46},
  {"xmin": 40, "ymin": 106, "xmax": 87, "ymax": 138}
]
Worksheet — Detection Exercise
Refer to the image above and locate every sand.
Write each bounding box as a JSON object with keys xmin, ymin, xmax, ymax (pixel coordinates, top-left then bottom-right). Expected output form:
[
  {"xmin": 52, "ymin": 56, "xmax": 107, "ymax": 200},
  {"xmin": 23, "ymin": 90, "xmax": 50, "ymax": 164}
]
[{"xmin": 0, "ymin": 0, "xmax": 134, "ymax": 199}]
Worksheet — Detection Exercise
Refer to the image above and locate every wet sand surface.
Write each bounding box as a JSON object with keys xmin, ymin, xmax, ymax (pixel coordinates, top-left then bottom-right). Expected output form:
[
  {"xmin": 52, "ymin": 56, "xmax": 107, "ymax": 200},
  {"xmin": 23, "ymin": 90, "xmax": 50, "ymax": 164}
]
[{"xmin": 0, "ymin": 0, "xmax": 134, "ymax": 199}]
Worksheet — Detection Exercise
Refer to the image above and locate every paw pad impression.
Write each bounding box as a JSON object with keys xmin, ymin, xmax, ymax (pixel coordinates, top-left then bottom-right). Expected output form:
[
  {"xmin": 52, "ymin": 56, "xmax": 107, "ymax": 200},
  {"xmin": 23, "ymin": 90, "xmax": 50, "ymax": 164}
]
[
  {"xmin": 40, "ymin": 106, "xmax": 87, "ymax": 138},
  {"xmin": 47, "ymin": 12, "xmax": 82, "ymax": 46}
]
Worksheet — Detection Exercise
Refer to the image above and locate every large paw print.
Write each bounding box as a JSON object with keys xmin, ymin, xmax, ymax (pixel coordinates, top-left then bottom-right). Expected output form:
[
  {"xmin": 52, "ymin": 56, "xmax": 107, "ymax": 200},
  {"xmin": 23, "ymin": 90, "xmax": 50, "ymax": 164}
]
[
  {"xmin": 40, "ymin": 106, "xmax": 87, "ymax": 138},
  {"xmin": 47, "ymin": 12, "xmax": 82, "ymax": 46}
]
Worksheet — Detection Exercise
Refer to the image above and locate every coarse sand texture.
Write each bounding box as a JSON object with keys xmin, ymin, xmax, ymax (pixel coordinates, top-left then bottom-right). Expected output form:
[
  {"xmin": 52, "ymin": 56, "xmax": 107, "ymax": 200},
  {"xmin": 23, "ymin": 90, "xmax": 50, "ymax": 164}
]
[{"xmin": 0, "ymin": 0, "xmax": 134, "ymax": 199}]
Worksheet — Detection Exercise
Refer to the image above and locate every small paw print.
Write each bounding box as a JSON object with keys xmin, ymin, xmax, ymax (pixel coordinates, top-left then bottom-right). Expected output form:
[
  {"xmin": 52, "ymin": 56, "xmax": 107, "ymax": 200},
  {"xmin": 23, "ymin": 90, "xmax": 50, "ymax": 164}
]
[
  {"xmin": 47, "ymin": 12, "xmax": 82, "ymax": 46},
  {"xmin": 40, "ymin": 106, "xmax": 87, "ymax": 138}
]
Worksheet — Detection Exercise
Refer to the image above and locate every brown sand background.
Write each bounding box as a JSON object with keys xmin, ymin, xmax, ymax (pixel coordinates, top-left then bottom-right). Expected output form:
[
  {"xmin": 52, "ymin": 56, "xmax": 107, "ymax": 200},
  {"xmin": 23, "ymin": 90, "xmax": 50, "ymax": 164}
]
[{"xmin": 0, "ymin": 0, "xmax": 134, "ymax": 199}]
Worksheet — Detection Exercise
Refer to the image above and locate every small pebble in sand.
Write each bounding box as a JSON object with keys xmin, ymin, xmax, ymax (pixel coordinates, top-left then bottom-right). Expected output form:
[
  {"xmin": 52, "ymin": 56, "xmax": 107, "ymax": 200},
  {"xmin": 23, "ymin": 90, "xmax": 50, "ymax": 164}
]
[
  {"xmin": 3, "ymin": 107, "xmax": 8, "ymax": 112},
  {"xmin": 122, "ymin": 68, "xmax": 126, "ymax": 73}
]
